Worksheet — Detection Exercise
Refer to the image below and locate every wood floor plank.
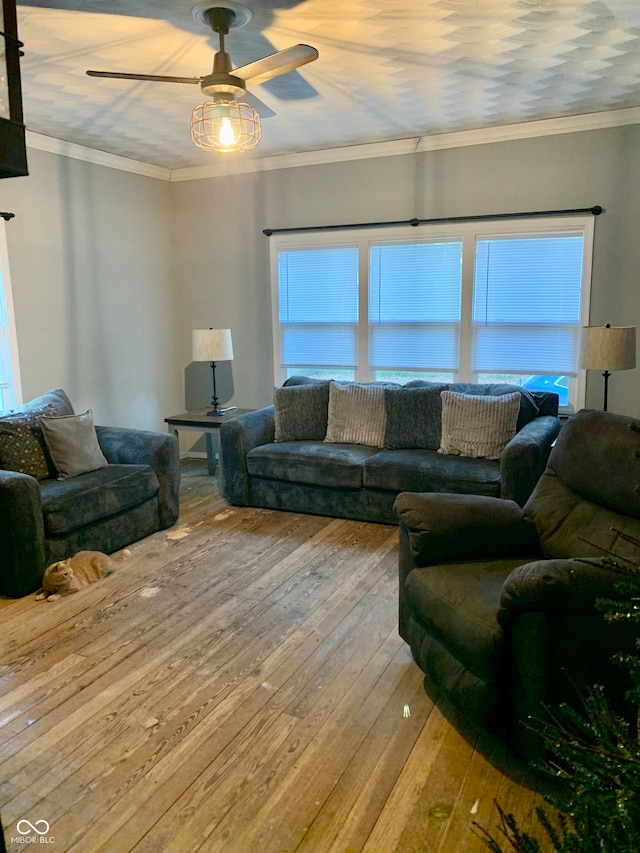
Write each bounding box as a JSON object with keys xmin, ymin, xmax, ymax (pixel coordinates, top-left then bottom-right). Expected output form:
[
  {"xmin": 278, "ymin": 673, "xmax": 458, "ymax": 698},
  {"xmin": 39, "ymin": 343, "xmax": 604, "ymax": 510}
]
[
  {"xmin": 121, "ymin": 562, "xmax": 401, "ymax": 852},
  {"xmin": 0, "ymin": 460, "xmax": 545, "ymax": 853},
  {"xmin": 360, "ymin": 704, "xmax": 457, "ymax": 853},
  {"xmin": 296, "ymin": 661, "xmax": 429, "ymax": 853}
]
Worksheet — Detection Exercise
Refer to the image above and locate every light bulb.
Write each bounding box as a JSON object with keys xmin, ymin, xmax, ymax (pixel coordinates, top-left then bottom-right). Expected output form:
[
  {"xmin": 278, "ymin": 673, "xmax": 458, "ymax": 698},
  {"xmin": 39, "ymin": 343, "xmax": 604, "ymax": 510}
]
[{"xmin": 219, "ymin": 117, "xmax": 236, "ymax": 147}]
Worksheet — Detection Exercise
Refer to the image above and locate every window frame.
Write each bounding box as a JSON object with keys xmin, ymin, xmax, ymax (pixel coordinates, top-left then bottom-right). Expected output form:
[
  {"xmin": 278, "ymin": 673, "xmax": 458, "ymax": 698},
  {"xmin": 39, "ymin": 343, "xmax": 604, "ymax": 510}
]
[
  {"xmin": 270, "ymin": 215, "xmax": 594, "ymax": 413},
  {"xmin": 0, "ymin": 217, "xmax": 22, "ymax": 411}
]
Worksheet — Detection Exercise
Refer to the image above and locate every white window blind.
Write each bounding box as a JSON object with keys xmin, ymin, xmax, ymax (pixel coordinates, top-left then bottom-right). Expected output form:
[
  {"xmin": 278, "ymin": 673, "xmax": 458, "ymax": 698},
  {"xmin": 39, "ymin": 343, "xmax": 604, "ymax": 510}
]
[
  {"xmin": 277, "ymin": 245, "xmax": 358, "ymax": 368},
  {"xmin": 271, "ymin": 216, "xmax": 593, "ymax": 409},
  {"xmin": 473, "ymin": 233, "xmax": 584, "ymax": 374},
  {"xmin": 369, "ymin": 240, "xmax": 462, "ymax": 370}
]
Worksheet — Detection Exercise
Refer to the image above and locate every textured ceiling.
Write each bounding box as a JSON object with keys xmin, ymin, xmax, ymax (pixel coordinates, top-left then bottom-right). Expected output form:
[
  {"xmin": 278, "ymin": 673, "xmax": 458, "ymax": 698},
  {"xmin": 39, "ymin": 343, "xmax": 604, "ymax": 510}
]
[{"xmin": 14, "ymin": 0, "xmax": 640, "ymax": 171}]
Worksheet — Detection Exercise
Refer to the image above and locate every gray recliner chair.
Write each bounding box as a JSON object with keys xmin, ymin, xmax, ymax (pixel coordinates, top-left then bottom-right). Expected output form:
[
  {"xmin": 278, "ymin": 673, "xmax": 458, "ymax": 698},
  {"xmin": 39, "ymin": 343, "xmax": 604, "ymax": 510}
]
[
  {"xmin": 396, "ymin": 409, "xmax": 640, "ymax": 759},
  {"xmin": 0, "ymin": 389, "xmax": 180, "ymax": 597}
]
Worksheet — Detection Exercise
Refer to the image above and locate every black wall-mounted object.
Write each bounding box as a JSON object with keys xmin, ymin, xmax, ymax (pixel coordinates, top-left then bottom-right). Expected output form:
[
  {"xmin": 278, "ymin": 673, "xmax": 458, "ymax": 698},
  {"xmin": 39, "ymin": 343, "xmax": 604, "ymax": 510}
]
[{"xmin": 0, "ymin": 0, "xmax": 27, "ymax": 179}]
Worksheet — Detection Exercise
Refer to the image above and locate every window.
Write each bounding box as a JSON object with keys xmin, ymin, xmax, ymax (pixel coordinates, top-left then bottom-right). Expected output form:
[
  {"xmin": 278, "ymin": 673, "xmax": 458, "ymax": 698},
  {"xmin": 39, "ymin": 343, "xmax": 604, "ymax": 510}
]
[
  {"xmin": 0, "ymin": 218, "xmax": 21, "ymax": 411},
  {"xmin": 271, "ymin": 216, "xmax": 593, "ymax": 411},
  {"xmin": 277, "ymin": 244, "xmax": 358, "ymax": 381}
]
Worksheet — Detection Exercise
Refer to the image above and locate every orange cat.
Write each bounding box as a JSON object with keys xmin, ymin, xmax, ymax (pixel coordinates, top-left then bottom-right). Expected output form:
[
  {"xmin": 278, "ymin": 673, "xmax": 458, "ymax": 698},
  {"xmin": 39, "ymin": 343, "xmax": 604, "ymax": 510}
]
[{"xmin": 36, "ymin": 549, "xmax": 130, "ymax": 601}]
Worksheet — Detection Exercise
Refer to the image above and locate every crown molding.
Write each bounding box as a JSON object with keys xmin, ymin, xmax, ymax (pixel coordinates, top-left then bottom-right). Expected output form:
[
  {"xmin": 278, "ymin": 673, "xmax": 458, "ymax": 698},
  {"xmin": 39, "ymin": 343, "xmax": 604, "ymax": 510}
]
[
  {"xmin": 171, "ymin": 107, "xmax": 640, "ymax": 181},
  {"xmin": 414, "ymin": 106, "xmax": 640, "ymax": 152},
  {"xmin": 169, "ymin": 137, "xmax": 420, "ymax": 182},
  {"xmin": 25, "ymin": 131, "xmax": 172, "ymax": 181},
  {"xmin": 25, "ymin": 105, "xmax": 640, "ymax": 182}
]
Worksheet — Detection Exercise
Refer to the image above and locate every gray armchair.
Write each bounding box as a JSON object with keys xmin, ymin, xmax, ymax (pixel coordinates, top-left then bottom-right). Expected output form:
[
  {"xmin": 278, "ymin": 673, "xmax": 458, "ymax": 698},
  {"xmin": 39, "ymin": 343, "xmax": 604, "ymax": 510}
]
[
  {"xmin": 396, "ymin": 409, "xmax": 640, "ymax": 759},
  {"xmin": 0, "ymin": 389, "xmax": 180, "ymax": 597}
]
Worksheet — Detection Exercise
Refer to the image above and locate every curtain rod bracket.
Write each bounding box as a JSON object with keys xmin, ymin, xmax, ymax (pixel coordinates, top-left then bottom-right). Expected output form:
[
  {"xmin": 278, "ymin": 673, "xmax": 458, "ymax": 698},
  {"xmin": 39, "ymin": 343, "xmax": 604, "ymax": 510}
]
[{"xmin": 0, "ymin": 212, "xmax": 15, "ymax": 221}]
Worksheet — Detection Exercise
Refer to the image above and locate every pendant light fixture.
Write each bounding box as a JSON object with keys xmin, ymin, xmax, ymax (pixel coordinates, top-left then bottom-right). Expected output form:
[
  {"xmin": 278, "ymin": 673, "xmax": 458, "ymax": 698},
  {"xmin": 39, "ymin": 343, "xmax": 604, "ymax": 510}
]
[{"xmin": 191, "ymin": 94, "xmax": 261, "ymax": 153}]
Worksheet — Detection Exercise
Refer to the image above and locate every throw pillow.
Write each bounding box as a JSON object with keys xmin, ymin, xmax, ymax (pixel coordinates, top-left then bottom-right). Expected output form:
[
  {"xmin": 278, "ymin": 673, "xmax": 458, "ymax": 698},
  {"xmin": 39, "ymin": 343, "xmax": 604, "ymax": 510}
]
[
  {"xmin": 449, "ymin": 383, "xmax": 538, "ymax": 432},
  {"xmin": 438, "ymin": 390, "xmax": 521, "ymax": 460},
  {"xmin": 0, "ymin": 402, "xmax": 64, "ymax": 479},
  {"xmin": 39, "ymin": 409, "xmax": 109, "ymax": 479},
  {"xmin": 384, "ymin": 385, "xmax": 448, "ymax": 450},
  {"xmin": 0, "ymin": 419, "xmax": 50, "ymax": 479},
  {"xmin": 325, "ymin": 382, "xmax": 388, "ymax": 447},
  {"xmin": 274, "ymin": 381, "xmax": 330, "ymax": 442}
]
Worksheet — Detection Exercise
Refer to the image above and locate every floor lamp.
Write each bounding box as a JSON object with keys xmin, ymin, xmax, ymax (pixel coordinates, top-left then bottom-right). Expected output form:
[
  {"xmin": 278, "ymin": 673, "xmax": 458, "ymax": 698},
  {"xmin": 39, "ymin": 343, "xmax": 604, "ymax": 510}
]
[
  {"xmin": 192, "ymin": 328, "xmax": 234, "ymax": 416},
  {"xmin": 580, "ymin": 324, "xmax": 636, "ymax": 411}
]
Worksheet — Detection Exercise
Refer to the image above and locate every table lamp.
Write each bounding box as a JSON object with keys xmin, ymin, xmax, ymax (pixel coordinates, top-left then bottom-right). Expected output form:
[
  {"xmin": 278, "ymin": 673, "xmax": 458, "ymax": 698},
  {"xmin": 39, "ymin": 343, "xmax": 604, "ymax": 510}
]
[
  {"xmin": 580, "ymin": 324, "xmax": 636, "ymax": 411},
  {"xmin": 192, "ymin": 328, "xmax": 234, "ymax": 416}
]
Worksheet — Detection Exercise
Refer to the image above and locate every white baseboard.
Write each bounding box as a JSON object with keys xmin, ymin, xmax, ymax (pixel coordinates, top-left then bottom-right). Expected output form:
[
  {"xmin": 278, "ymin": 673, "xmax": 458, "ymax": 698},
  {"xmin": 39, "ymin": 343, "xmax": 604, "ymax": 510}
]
[{"xmin": 179, "ymin": 451, "xmax": 207, "ymax": 460}]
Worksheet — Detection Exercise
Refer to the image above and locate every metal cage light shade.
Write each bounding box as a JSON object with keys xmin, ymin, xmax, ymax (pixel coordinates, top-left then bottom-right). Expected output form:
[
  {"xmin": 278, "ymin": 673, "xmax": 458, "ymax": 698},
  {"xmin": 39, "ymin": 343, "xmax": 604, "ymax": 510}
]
[{"xmin": 191, "ymin": 99, "xmax": 261, "ymax": 153}]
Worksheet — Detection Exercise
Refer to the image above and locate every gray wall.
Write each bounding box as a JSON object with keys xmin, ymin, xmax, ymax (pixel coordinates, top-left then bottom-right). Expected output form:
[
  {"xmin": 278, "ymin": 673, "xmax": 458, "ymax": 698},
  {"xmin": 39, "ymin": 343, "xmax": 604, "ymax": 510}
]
[
  {"xmin": 171, "ymin": 124, "xmax": 640, "ymax": 417},
  {"xmin": 1, "ymin": 147, "xmax": 182, "ymax": 430},
  {"xmin": 3, "ymin": 123, "xmax": 640, "ymax": 438}
]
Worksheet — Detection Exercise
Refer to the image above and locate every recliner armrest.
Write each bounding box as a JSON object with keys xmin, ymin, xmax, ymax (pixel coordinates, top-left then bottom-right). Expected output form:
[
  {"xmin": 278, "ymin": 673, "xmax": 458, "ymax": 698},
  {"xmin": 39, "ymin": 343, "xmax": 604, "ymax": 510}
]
[
  {"xmin": 500, "ymin": 415, "xmax": 563, "ymax": 506},
  {"xmin": 498, "ymin": 557, "xmax": 637, "ymax": 627},
  {"xmin": 394, "ymin": 491, "xmax": 541, "ymax": 566},
  {"xmin": 0, "ymin": 470, "xmax": 46, "ymax": 597}
]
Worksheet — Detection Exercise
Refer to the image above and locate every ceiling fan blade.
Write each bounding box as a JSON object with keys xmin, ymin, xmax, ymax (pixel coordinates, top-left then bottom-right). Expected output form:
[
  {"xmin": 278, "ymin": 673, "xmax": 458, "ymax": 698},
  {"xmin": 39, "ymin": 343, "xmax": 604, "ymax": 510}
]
[
  {"xmin": 233, "ymin": 44, "xmax": 318, "ymax": 86},
  {"xmin": 86, "ymin": 70, "xmax": 202, "ymax": 85},
  {"xmin": 243, "ymin": 91, "xmax": 276, "ymax": 119}
]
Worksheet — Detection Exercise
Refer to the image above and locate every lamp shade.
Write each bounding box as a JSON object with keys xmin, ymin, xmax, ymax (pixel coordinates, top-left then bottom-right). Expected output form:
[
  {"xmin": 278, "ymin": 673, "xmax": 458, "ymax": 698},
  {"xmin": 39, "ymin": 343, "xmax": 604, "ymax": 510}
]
[
  {"xmin": 192, "ymin": 329, "xmax": 234, "ymax": 362},
  {"xmin": 580, "ymin": 325, "xmax": 636, "ymax": 371}
]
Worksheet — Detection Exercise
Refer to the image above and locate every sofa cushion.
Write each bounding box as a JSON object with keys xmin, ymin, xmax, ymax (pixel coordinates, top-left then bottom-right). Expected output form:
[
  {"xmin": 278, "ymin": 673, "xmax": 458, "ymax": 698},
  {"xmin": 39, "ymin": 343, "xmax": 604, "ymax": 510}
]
[
  {"xmin": 40, "ymin": 464, "xmax": 159, "ymax": 536},
  {"xmin": 247, "ymin": 441, "xmax": 379, "ymax": 489},
  {"xmin": 274, "ymin": 381, "xmax": 330, "ymax": 442},
  {"xmin": 40, "ymin": 409, "xmax": 109, "ymax": 479},
  {"xmin": 526, "ymin": 471, "xmax": 640, "ymax": 563},
  {"xmin": 405, "ymin": 558, "xmax": 524, "ymax": 683},
  {"xmin": 325, "ymin": 382, "xmax": 388, "ymax": 447},
  {"xmin": 439, "ymin": 391, "xmax": 520, "ymax": 460},
  {"xmin": 364, "ymin": 448, "xmax": 501, "ymax": 496},
  {"xmin": 383, "ymin": 384, "xmax": 448, "ymax": 450}
]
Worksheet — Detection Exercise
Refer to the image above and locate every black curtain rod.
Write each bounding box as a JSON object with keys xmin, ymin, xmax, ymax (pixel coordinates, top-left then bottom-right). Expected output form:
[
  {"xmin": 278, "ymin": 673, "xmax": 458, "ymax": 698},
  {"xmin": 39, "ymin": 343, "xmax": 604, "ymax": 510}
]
[
  {"xmin": 0, "ymin": 212, "xmax": 15, "ymax": 221},
  {"xmin": 263, "ymin": 205, "xmax": 603, "ymax": 237}
]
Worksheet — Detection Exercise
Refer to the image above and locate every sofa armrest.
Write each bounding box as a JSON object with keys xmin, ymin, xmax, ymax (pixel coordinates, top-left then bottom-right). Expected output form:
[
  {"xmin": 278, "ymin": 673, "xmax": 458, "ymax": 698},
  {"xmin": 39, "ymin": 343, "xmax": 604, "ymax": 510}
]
[
  {"xmin": 0, "ymin": 470, "xmax": 46, "ymax": 597},
  {"xmin": 219, "ymin": 406, "xmax": 275, "ymax": 505},
  {"xmin": 498, "ymin": 557, "xmax": 637, "ymax": 626},
  {"xmin": 394, "ymin": 491, "xmax": 541, "ymax": 567},
  {"xmin": 95, "ymin": 426, "xmax": 180, "ymax": 528},
  {"xmin": 500, "ymin": 415, "xmax": 563, "ymax": 506}
]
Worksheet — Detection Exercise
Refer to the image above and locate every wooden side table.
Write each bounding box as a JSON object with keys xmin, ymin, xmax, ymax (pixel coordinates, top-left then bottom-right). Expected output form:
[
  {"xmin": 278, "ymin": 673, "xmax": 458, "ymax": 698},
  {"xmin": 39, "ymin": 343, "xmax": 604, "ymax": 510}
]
[{"xmin": 164, "ymin": 408, "xmax": 255, "ymax": 482}]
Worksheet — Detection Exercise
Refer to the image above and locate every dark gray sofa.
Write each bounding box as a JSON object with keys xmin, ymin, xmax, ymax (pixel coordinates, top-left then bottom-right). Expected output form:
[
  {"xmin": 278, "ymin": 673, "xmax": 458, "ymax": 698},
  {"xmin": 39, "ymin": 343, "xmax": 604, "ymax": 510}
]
[
  {"xmin": 220, "ymin": 377, "xmax": 561, "ymax": 524},
  {"xmin": 0, "ymin": 388, "xmax": 180, "ymax": 597}
]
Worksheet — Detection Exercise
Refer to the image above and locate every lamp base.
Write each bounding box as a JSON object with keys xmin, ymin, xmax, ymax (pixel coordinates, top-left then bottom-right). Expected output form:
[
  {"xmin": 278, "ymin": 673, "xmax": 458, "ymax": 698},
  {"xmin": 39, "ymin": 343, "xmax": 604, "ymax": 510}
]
[{"xmin": 206, "ymin": 405, "xmax": 237, "ymax": 417}]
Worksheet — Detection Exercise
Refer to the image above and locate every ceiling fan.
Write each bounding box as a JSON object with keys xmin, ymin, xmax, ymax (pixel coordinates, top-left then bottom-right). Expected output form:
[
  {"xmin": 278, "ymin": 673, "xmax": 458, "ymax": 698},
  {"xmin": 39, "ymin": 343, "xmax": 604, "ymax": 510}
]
[{"xmin": 86, "ymin": 2, "xmax": 319, "ymax": 153}]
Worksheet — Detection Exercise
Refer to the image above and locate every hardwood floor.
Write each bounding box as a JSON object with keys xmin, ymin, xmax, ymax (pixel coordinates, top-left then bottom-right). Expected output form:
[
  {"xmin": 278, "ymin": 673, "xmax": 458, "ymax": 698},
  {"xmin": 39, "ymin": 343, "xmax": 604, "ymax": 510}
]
[{"xmin": 0, "ymin": 461, "xmax": 546, "ymax": 852}]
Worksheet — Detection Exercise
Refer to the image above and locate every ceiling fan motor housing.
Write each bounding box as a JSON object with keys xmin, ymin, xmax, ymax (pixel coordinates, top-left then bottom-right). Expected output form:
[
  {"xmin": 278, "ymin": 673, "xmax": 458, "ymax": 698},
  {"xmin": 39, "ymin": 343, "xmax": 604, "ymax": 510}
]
[
  {"xmin": 201, "ymin": 74, "xmax": 245, "ymax": 97},
  {"xmin": 200, "ymin": 48, "xmax": 246, "ymax": 96}
]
